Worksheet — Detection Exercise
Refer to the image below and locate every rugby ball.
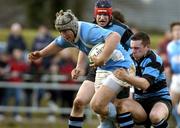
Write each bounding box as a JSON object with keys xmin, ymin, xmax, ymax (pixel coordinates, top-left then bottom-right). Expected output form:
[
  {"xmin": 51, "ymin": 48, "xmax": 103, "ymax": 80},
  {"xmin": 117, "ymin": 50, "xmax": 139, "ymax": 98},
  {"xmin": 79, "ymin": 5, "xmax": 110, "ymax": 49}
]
[{"xmin": 88, "ymin": 43, "xmax": 104, "ymax": 63}]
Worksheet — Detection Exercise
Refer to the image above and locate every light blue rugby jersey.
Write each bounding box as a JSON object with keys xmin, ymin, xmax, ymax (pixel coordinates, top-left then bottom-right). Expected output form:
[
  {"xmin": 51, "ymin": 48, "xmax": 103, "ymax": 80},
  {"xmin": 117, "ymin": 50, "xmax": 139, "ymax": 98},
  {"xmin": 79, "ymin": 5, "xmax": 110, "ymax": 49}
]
[
  {"xmin": 103, "ymin": 21, "xmax": 133, "ymax": 53},
  {"xmin": 54, "ymin": 21, "xmax": 133, "ymax": 71},
  {"xmin": 167, "ymin": 39, "xmax": 180, "ymax": 74},
  {"xmin": 133, "ymin": 50, "xmax": 171, "ymax": 101}
]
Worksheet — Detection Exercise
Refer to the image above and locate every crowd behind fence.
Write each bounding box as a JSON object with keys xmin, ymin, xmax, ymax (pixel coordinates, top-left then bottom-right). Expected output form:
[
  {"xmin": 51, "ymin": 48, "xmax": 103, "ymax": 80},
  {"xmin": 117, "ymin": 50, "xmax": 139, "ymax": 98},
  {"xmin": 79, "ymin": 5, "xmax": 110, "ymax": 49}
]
[{"xmin": 0, "ymin": 75, "xmax": 94, "ymax": 121}]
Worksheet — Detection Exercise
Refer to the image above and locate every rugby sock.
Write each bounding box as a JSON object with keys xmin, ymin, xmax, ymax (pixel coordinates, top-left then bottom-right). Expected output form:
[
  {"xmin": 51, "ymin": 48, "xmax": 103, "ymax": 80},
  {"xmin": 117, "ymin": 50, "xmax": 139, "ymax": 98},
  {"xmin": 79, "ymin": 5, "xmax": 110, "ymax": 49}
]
[
  {"xmin": 98, "ymin": 119, "xmax": 116, "ymax": 128},
  {"xmin": 107, "ymin": 102, "xmax": 117, "ymax": 120},
  {"xmin": 68, "ymin": 116, "xmax": 84, "ymax": 128},
  {"xmin": 117, "ymin": 112, "xmax": 134, "ymax": 128},
  {"xmin": 152, "ymin": 119, "xmax": 168, "ymax": 128}
]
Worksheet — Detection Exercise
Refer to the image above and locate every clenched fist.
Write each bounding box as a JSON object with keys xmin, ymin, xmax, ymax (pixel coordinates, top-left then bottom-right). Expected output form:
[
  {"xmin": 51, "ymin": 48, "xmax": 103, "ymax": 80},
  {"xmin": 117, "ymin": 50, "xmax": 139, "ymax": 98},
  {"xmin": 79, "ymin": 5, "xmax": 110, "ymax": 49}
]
[
  {"xmin": 89, "ymin": 56, "xmax": 105, "ymax": 68},
  {"xmin": 28, "ymin": 51, "xmax": 42, "ymax": 61}
]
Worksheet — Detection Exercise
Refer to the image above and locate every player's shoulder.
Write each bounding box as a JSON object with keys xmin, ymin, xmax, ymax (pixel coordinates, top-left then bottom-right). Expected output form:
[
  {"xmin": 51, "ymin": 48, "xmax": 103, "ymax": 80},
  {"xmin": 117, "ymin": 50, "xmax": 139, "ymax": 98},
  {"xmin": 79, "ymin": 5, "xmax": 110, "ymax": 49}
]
[
  {"xmin": 144, "ymin": 50, "xmax": 160, "ymax": 63},
  {"xmin": 79, "ymin": 21, "xmax": 98, "ymax": 27},
  {"xmin": 112, "ymin": 20, "xmax": 130, "ymax": 30}
]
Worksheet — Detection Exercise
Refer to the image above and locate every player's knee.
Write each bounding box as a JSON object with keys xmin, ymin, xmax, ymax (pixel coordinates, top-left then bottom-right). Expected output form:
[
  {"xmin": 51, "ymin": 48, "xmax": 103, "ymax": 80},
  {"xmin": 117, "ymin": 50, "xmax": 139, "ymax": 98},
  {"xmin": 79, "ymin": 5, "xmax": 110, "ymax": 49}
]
[
  {"xmin": 149, "ymin": 111, "xmax": 163, "ymax": 124},
  {"xmin": 73, "ymin": 97, "xmax": 85, "ymax": 109},
  {"xmin": 90, "ymin": 100, "xmax": 102, "ymax": 114},
  {"xmin": 116, "ymin": 100, "xmax": 131, "ymax": 113}
]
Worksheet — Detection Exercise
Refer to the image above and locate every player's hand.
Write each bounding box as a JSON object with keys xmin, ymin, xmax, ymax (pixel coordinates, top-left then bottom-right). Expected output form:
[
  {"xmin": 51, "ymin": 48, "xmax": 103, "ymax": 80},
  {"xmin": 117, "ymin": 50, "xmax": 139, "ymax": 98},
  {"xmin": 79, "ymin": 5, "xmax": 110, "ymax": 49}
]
[
  {"xmin": 113, "ymin": 68, "xmax": 128, "ymax": 81},
  {"xmin": 28, "ymin": 51, "xmax": 42, "ymax": 61},
  {"xmin": 71, "ymin": 67, "xmax": 85, "ymax": 80},
  {"xmin": 89, "ymin": 56, "xmax": 105, "ymax": 68}
]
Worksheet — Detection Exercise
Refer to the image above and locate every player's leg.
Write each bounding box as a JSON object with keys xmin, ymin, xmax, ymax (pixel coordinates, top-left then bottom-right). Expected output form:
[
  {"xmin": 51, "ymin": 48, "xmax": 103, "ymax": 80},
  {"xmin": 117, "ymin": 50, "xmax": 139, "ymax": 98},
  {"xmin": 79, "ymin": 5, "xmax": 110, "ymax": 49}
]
[
  {"xmin": 115, "ymin": 98, "xmax": 147, "ymax": 128},
  {"xmin": 149, "ymin": 100, "xmax": 171, "ymax": 128},
  {"xmin": 169, "ymin": 74, "xmax": 180, "ymax": 127},
  {"xmin": 69, "ymin": 80, "xmax": 95, "ymax": 128},
  {"xmin": 92, "ymin": 70, "xmax": 117, "ymax": 128},
  {"xmin": 90, "ymin": 72, "xmax": 127, "ymax": 122},
  {"xmin": 90, "ymin": 84, "xmax": 117, "ymax": 118},
  {"xmin": 97, "ymin": 88, "xmax": 130, "ymax": 128}
]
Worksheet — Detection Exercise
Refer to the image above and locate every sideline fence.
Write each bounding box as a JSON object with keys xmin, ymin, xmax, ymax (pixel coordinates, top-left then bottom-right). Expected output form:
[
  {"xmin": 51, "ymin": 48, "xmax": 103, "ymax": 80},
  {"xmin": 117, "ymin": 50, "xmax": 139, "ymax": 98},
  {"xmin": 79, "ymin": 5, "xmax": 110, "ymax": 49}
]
[{"xmin": 0, "ymin": 79, "xmax": 94, "ymax": 120}]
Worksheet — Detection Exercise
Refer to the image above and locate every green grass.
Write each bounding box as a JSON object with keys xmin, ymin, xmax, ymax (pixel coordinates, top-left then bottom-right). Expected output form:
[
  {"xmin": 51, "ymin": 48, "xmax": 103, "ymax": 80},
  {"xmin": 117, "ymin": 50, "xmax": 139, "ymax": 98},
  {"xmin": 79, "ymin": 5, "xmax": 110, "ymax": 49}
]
[
  {"xmin": 150, "ymin": 33, "xmax": 163, "ymax": 49},
  {"xmin": 0, "ymin": 29, "xmax": 163, "ymax": 50},
  {"xmin": 0, "ymin": 29, "xmax": 59, "ymax": 50},
  {"xmin": 0, "ymin": 117, "xmax": 99, "ymax": 128},
  {"xmin": 0, "ymin": 116, "xmax": 176, "ymax": 128}
]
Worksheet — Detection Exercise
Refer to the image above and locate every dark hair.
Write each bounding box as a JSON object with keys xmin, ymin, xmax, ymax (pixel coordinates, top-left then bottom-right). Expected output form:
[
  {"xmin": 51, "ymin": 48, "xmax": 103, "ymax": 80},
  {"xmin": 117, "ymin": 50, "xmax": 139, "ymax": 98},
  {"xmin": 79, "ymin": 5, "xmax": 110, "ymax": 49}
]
[
  {"xmin": 170, "ymin": 22, "xmax": 180, "ymax": 31},
  {"xmin": 112, "ymin": 10, "xmax": 125, "ymax": 23},
  {"xmin": 95, "ymin": 0, "xmax": 112, "ymax": 8},
  {"xmin": 131, "ymin": 32, "xmax": 150, "ymax": 46}
]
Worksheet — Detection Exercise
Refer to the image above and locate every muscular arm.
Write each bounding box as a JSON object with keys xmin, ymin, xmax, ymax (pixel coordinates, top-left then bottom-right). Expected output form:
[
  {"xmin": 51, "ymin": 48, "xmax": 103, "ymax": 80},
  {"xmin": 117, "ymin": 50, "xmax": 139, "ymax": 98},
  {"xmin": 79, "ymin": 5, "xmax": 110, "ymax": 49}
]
[
  {"xmin": 39, "ymin": 41, "xmax": 63, "ymax": 57},
  {"xmin": 98, "ymin": 32, "xmax": 121, "ymax": 64},
  {"xmin": 71, "ymin": 51, "xmax": 87, "ymax": 79},
  {"xmin": 124, "ymin": 75, "xmax": 150, "ymax": 91},
  {"xmin": 28, "ymin": 41, "xmax": 63, "ymax": 61},
  {"xmin": 114, "ymin": 69, "xmax": 150, "ymax": 91},
  {"xmin": 76, "ymin": 51, "xmax": 88, "ymax": 70}
]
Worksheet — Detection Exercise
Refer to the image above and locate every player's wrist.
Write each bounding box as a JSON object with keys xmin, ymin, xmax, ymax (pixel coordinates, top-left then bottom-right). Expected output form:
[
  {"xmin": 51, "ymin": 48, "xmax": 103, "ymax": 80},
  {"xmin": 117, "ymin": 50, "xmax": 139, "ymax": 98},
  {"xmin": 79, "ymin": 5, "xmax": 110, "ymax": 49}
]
[
  {"xmin": 123, "ymin": 74, "xmax": 130, "ymax": 83},
  {"xmin": 39, "ymin": 51, "xmax": 44, "ymax": 57}
]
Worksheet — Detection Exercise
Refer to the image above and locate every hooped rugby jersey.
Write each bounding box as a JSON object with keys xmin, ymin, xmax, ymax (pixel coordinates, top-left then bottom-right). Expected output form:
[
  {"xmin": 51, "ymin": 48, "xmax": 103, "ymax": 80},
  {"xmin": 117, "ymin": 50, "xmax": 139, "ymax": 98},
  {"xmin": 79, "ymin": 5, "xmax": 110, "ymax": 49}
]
[{"xmin": 132, "ymin": 50, "xmax": 171, "ymax": 101}]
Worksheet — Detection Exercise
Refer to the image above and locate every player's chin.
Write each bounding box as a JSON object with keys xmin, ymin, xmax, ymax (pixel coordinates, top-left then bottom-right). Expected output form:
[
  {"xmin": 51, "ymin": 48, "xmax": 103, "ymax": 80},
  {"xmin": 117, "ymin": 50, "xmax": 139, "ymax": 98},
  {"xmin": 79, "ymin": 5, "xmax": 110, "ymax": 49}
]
[{"xmin": 98, "ymin": 22, "xmax": 107, "ymax": 27}]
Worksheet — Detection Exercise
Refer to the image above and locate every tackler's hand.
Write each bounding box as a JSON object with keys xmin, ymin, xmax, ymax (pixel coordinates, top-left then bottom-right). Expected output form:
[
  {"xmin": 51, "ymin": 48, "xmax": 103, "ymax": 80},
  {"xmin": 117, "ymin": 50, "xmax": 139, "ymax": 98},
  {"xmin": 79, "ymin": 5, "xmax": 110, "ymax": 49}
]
[{"xmin": 114, "ymin": 68, "xmax": 128, "ymax": 81}]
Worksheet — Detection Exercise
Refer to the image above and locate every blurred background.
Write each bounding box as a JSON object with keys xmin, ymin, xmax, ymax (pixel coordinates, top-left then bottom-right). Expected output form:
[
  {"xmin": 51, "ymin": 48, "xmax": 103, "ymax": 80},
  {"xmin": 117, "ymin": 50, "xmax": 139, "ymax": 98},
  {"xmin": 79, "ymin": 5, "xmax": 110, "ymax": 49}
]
[
  {"xmin": 0, "ymin": 0, "xmax": 180, "ymax": 31},
  {"xmin": 0, "ymin": 0, "xmax": 179, "ymax": 128}
]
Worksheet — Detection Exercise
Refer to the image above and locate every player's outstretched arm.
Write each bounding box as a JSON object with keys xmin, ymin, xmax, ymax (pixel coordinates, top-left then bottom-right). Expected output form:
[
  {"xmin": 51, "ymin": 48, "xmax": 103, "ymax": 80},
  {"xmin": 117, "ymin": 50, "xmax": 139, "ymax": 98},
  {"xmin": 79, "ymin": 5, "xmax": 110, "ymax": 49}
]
[{"xmin": 28, "ymin": 41, "xmax": 63, "ymax": 61}]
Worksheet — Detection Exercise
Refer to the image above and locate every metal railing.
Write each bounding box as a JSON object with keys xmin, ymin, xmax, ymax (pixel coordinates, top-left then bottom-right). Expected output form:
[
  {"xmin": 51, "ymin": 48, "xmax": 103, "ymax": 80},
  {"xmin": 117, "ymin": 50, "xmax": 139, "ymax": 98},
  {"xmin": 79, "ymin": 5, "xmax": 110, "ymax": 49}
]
[{"xmin": 0, "ymin": 77, "xmax": 94, "ymax": 119}]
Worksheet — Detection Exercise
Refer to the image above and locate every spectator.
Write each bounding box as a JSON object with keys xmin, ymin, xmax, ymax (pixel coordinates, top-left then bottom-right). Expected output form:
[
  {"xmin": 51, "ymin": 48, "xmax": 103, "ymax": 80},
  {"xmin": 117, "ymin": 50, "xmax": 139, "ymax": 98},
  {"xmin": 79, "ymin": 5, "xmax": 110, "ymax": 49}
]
[
  {"xmin": 157, "ymin": 31, "xmax": 172, "ymax": 88},
  {"xmin": 58, "ymin": 49, "xmax": 77, "ymax": 109},
  {"xmin": 167, "ymin": 22, "xmax": 180, "ymax": 128},
  {"xmin": 0, "ymin": 52, "xmax": 9, "ymax": 121},
  {"xmin": 25, "ymin": 58, "xmax": 45, "ymax": 119},
  {"xmin": 31, "ymin": 25, "xmax": 54, "ymax": 69},
  {"xmin": 45, "ymin": 61, "xmax": 61, "ymax": 122},
  {"xmin": 158, "ymin": 31, "xmax": 172, "ymax": 68},
  {"xmin": 24, "ymin": 25, "xmax": 54, "ymax": 119},
  {"xmin": 6, "ymin": 23, "xmax": 27, "ymax": 54},
  {"xmin": 5, "ymin": 48, "xmax": 29, "ymax": 122}
]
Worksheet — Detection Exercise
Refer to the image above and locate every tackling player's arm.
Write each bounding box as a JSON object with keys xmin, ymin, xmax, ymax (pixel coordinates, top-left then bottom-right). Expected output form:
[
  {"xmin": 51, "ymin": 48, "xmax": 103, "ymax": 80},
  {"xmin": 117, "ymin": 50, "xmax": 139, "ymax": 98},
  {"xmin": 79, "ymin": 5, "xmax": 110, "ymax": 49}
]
[{"xmin": 114, "ymin": 69, "xmax": 150, "ymax": 91}]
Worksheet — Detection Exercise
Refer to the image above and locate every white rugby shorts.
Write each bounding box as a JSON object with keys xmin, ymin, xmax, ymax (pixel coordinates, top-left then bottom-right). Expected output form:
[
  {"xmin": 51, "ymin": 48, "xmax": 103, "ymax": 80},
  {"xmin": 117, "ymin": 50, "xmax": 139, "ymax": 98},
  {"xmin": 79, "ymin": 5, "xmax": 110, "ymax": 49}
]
[{"xmin": 170, "ymin": 74, "xmax": 180, "ymax": 93}]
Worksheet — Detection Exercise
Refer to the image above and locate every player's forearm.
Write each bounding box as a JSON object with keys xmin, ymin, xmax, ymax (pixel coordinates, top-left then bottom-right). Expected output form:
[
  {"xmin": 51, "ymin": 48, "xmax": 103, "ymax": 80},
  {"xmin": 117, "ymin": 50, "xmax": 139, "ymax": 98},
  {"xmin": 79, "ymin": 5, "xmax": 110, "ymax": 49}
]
[
  {"xmin": 100, "ymin": 32, "xmax": 120, "ymax": 62},
  {"xmin": 39, "ymin": 42, "xmax": 62, "ymax": 57},
  {"xmin": 76, "ymin": 51, "xmax": 87, "ymax": 69},
  {"xmin": 124, "ymin": 75, "xmax": 150, "ymax": 90}
]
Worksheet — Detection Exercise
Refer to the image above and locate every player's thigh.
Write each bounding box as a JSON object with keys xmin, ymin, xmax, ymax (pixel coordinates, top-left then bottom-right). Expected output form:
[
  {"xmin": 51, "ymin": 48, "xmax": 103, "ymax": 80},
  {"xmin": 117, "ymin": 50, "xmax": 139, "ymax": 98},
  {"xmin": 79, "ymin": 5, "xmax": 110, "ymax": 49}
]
[
  {"xmin": 91, "ymin": 85, "xmax": 117, "ymax": 107},
  {"xmin": 75, "ymin": 80, "xmax": 95, "ymax": 104}
]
